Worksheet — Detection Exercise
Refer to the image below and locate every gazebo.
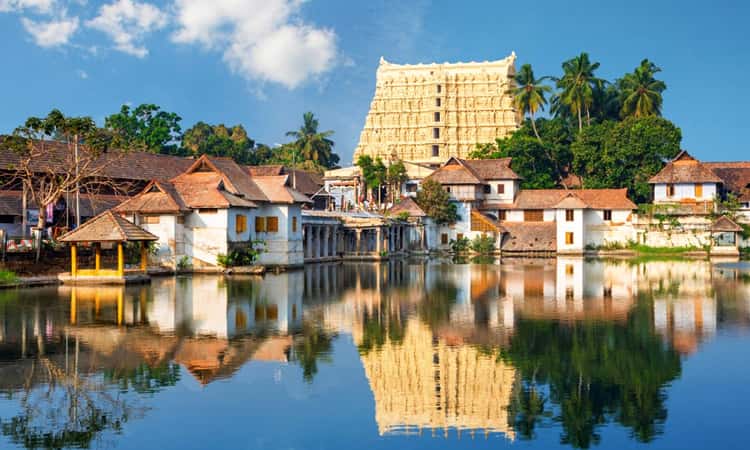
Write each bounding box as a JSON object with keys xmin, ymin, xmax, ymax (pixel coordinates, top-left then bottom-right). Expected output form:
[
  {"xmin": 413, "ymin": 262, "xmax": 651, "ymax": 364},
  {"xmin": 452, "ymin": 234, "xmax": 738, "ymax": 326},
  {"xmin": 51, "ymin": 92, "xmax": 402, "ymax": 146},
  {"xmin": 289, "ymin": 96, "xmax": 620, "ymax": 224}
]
[
  {"xmin": 710, "ymin": 215, "xmax": 744, "ymax": 256},
  {"xmin": 58, "ymin": 210, "xmax": 158, "ymax": 284}
]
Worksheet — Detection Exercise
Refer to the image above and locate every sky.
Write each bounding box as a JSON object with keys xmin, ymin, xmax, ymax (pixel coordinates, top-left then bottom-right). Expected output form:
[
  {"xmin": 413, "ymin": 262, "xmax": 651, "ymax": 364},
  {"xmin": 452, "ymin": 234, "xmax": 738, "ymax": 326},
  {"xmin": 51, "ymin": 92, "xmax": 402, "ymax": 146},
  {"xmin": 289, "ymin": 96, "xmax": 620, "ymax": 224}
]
[{"xmin": 0, "ymin": 0, "xmax": 748, "ymax": 166}]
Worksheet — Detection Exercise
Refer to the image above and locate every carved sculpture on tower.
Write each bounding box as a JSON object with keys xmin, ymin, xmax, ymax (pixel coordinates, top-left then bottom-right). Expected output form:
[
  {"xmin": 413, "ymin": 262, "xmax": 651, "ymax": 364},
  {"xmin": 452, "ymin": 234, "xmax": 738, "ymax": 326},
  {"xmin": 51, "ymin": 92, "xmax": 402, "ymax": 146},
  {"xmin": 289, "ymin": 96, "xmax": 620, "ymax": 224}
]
[{"xmin": 353, "ymin": 53, "xmax": 520, "ymax": 165}]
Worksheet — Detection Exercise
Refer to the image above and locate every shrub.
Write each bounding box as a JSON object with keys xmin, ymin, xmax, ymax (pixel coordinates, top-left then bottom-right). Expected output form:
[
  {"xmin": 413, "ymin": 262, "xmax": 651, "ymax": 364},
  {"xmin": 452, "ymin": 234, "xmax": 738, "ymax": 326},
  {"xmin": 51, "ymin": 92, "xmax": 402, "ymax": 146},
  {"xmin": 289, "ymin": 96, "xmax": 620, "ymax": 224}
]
[
  {"xmin": 217, "ymin": 240, "xmax": 265, "ymax": 268},
  {"xmin": 469, "ymin": 235, "xmax": 496, "ymax": 254},
  {"xmin": 176, "ymin": 256, "xmax": 192, "ymax": 271},
  {"xmin": 450, "ymin": 236, "xmax": 470, "ymax": 254},
  {"xmin": 0, "ymin": 270, "xmax": 18, "ymax": 285}
]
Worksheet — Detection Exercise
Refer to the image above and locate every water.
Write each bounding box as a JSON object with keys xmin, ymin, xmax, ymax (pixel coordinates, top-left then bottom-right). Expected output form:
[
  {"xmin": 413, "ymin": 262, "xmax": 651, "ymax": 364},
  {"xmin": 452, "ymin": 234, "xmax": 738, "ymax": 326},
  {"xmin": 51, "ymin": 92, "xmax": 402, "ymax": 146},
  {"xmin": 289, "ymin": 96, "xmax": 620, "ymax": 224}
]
[{"xmin": 0, "ymin": 258, "xmax": 748, "ymax": 450}]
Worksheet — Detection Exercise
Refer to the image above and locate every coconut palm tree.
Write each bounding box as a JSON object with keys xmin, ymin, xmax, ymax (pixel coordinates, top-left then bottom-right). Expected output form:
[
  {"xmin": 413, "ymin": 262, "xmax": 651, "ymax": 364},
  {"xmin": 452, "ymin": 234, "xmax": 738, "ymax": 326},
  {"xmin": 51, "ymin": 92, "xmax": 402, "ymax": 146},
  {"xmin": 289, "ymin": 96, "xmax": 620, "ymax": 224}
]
[
  {"xmin": 618, "ymin": 59, "xmax": 666, "ymax": 118},
  {"xmin": 513, "ymin": 64, "xmax": 552, "ymax": 142},
  {"xmin": 554, "ymin": 53, "xmax": 604, "ymax": 131},
  {"xmin": 285, "ymin": 112, "xmax": 338, "ymax": 169}
]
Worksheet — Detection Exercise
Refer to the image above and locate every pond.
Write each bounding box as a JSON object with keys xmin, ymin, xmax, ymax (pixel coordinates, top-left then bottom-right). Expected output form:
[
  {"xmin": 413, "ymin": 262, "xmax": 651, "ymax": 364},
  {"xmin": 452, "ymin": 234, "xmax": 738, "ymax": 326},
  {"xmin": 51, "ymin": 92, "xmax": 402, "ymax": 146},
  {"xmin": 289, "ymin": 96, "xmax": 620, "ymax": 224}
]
[{"xmin": 0, "ymin": 258, "xmax": 748, "ymax": 449}]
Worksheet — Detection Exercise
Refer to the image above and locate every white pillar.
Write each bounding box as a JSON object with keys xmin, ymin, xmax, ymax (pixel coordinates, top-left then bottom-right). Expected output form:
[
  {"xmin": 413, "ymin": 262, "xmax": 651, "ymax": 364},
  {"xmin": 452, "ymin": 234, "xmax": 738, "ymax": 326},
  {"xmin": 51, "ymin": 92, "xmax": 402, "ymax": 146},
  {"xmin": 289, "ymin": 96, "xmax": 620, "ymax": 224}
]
[
  {"xmin": 304, "ymin": 225, "xmax": 312, "ymax": 259},
  {"xmin": 376, "ymin": 227, "xmax": 383, "ymax": 253},
  {"xmin": 322, "ymin": 226, "xmax": 330, "ymax": 258},
  {"xmin": 355, "ymin": 230, "xmax": 362, "ymax": 255}
]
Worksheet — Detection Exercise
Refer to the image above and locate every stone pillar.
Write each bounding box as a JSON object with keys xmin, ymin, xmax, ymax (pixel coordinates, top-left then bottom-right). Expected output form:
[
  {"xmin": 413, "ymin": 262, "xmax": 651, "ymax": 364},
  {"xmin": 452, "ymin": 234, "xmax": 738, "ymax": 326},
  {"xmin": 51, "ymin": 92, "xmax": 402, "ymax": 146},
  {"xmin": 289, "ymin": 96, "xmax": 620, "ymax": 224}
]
[
  {"xmin": 304, "ymin": 225, "xmax": 312, "ymax": 259},
  {"xmin": 376, "ymin": 227, "xmax": 383, "ymax": 253},
  {"xmin": 322, "ymin": 226, "xmax": 330, "ymax": 259},
  {"xmin": 355, "ymin": 230, "xmax": 362, "ymax": 255},
  {"xmin": 315, "ymin": 226, "xmax": 322, "ymax": 259}
]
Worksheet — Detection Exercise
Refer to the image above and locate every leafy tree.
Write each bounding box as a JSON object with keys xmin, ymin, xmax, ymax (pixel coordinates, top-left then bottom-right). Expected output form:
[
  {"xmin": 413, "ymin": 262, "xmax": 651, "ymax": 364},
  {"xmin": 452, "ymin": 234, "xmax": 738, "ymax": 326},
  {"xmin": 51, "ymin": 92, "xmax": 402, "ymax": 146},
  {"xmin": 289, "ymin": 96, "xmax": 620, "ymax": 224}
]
[
  {"xmin": 356, "ymin": 155, "xmax": 387, "ymax": 206},
  {"xmin": 553, "ymin": 53, "xmax": 605, "ymax": 131},
  {"xmin": 386, "ymin": 160, "xmax": 409, "ymax": 203},
  {"xmin": 285, "ymin": 112, "xmax": 339, "ymax": 169},
  {"xmin": 105, "ymin": 104, "xmax": 182, "ymax": 154},
  {"xmin": 618, "ymin": 59, "xmax": 667, "ymax": 118},
  {"xmin": 472, "ymin": 133, "xmax": 559, "ymax": 188},
  {"xmin": 415, "ymin": 179, "xmax": 458, "ymax": 224},
  {"xmin": 181, "ymin": 122, "xmax": 256, "ymax": 164},
  {"xmin": 513, "ymin": 63, "xmax": 553, "ymax": 142}
]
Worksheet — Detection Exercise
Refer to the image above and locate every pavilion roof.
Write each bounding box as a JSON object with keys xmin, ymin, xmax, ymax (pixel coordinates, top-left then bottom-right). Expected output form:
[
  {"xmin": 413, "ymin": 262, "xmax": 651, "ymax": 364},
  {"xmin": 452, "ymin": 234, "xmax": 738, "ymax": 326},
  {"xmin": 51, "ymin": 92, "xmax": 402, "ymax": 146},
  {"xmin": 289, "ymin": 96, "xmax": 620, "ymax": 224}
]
[
  {"xmin": 58, "ymin": 210, "xmax": 158, "ymax": 242},
  {"xmin": 388, "ymin": 197, "xmax": 426, "ymax": 217},
  {"xmin": 711, "ymin": 215, "xmax": 743, "ymax": 232}
]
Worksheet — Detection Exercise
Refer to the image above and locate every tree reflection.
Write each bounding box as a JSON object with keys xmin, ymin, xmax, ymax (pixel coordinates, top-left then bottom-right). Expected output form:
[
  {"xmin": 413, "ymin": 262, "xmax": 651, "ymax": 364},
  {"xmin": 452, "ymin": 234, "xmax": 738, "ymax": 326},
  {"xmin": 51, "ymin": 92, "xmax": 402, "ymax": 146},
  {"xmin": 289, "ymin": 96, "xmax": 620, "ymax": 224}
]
[
  {"xmin": 502, "ymin": 299, "xmax": 681, "ymax": 448},
  {"xmin": 293, "ymin": 319, "xmax": 337, "ymax": 383}
]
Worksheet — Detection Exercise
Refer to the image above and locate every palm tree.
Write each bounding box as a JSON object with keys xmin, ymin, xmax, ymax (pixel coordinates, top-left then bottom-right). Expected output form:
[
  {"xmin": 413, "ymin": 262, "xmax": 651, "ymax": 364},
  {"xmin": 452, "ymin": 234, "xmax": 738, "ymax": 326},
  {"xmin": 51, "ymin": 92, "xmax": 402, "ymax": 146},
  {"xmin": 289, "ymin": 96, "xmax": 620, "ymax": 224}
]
[
  {"xmin": 618, "ymin": 59, "xmax": 666, "ymax": 118},
  {"xmin": 513, "ymin": 64, "xmax": 552, "ymax": 142},
  {"xmin": 554, "ymin": 53, "xmax": 604, "ymax": 131},
  {"xmin": 285, "ymin": 112, "xmax": 338, "ymax": 168}
]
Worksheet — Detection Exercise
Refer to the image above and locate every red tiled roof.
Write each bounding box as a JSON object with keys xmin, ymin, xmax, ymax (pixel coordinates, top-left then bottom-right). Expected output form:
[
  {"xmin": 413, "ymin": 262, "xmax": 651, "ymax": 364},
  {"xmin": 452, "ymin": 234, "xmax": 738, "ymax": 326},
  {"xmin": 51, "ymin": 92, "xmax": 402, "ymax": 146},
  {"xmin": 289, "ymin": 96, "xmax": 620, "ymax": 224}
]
[
  {"xmin": 648, "ymin": 151, "xmax": 723, "ymax": 184},
  {"xmin": 426, "ymin": 157, "xmax": 520, "ymax": 185},
  {"xmin": 704, "ymin": 163, "xmax": 750, "ymax": 202},
  {"xmin": 712, "ymin": 215, "xmax": 743, "ymax": 232},
  {"xmin": 246, "ymin": 165, "xmax": 323, "ymax": 196},
  {"xmin": 512, "ymin": 188, "xmax": 636, "ymax": 210},
  {"xmin": 388, "ymin": 197, "xmax": 426, "ymax": 217},
  {"xmin": 114, "ymin": 181, "xmax": 190, "ymax": 214},
  {"xmin": 58, "ymin": 210, "xmax": 157, "ymax": 242},
  {"xmin": 252, "ymin": 175, "xmax": 311, "ymax": 204},
  {"xmin": 0, "ymin": 190, "xmax": 124, "ymax": 217}
]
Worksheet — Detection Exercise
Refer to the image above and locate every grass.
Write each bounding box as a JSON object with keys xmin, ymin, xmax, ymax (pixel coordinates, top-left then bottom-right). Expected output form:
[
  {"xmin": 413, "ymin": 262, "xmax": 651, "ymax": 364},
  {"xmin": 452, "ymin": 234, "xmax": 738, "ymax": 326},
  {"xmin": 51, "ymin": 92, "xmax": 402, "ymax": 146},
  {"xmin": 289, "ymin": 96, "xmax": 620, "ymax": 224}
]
[
  {"xmin": 628, "ymin": 243, "xmax": 704, "ymax": 255},
  {"xmin": 0, "ymin": 270, "xmax": 19, "ymax": 285}
]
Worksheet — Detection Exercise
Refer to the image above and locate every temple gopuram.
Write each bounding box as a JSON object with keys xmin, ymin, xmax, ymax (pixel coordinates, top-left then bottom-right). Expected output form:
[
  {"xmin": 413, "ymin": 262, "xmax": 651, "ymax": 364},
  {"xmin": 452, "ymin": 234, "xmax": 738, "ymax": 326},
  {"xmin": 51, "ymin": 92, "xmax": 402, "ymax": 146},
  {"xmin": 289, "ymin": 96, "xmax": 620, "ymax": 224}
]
[{"xmin": 353, "ymin": 53, "xmax": 520, "ymax": 165}]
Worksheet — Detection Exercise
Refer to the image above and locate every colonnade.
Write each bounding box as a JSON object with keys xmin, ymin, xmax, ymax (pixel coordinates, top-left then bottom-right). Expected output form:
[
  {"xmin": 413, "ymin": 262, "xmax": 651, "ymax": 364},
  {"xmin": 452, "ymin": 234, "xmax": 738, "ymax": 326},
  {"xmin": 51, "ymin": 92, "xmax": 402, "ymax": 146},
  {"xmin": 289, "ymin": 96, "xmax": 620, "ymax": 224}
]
[
  {"xmin": 303, "ymin": 223, "xmax": 340, "ymax": 261},
  {"xmin": 302, "ymin": 222, "xmax": 412, "ymax": 262}
]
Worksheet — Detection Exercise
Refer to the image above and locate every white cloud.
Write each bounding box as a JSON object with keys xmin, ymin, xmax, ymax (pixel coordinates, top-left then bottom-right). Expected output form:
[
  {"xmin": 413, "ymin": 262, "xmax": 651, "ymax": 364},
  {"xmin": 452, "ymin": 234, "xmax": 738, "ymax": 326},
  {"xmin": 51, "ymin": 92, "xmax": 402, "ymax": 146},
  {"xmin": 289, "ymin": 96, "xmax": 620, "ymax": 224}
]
[
  {"xmin": 171, "ymin": 0, "xmax": 338, "ymax": 89},
  {"xmin": 0, "ymin": 0, "xmax": 56, "ymax": 13},
  {"xmin": 21, "ymin": 14, "xmax": 79, "ymax": 47},
  {"xmin": 86, "ymin": 0, "xmax": 167, "ymax": 58}
]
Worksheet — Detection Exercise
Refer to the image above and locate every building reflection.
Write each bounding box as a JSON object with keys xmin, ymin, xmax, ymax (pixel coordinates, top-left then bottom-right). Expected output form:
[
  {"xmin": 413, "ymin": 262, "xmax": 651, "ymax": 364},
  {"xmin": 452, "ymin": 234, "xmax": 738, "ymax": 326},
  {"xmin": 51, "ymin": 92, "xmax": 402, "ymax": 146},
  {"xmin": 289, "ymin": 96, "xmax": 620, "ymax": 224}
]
[{"xmin": 0, "ymin": 258, "xmax": 749, "ymax": 448}]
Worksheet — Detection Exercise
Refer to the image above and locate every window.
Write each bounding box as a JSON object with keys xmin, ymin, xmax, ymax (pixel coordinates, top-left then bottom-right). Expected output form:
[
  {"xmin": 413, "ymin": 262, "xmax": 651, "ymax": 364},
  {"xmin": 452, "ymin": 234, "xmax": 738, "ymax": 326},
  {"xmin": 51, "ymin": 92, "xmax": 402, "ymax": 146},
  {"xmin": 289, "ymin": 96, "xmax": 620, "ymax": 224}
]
[
  {"xmin": 432, "ymin": 144, "xmax": 439, "ymax": 157},
  {"xmin": 292, "ymin": 216, "xmax": 298, "ymax": 232},
  {"xmin": 235, "ymin": 214, "xmax": 247, "ymax": 233},
  {"xmin": 695, "ymin": 184, "xmax": 703, "ymax": 198},
  {"xmin": 565, "ymin": 209, "xmax": 574, "ymax": 222},
  {"xmin": 0, "ymin": 215, "xmax": 15, "ymax": 224},
  {"xmin": 524, "ymin": 210, "xmax": 543, "ymax": 222},
  {"xmin": 566, "ymin": 287, "xmax": 574, "ymax": 300},
  {"xmin": 435, "ymin": 98, "xmax": 441, "ymax": 107},
  {"xmin": 199, "ymin": 208, "xmax": 218, "ymax": 214},
  {"xmin": 142, "ymin": 216, "xmax": 160, "ymax": 224},
  {"xmin": 437, "ymin": 84, "xmax": 442, "ymax": 93},
  {"xmin": 267, "ymin": 216, "xmax": 279, "ymax": 233},
  {"xmin": 497, "ymin": 184, "xmax": 505, "ymax": 194},
  {"xmin": 667, "ymin": 183, "xmax": 675, "ymax": 197},
  {"xmin": 498, "ymin": 210, "xmax": 506, "ymax": 221},
  {"xmin": 566, "ymin": 264, "xmax": 574, "ymax": 276},
  {"xmin": 407, "ymin": 183, "xmax": 418, "ymax": 193},
  {"xmin": 255, "ymin": 216, "xmax": 266, "ymax": 232},
  {"xmin": 176, "ymin": 215, "xmax": 185, "ymax": 224},
  {"xmin": 446, "ymin": 186, "xmax": 451, "ymax": 193},
  {"xmin": 603, "ymin": 210, "xmax": 612, "ymax": 221},
  {"xmin": 565, "ymin": 232, "xmax": 574, "ymax": 245},
  {"xmin": 433, "ymin": 127, "xmax": 440, "ymax": 139},
  {"xmin": 603, "ymin": 287, "xmax": 612, "ymax": 298},
  {"xmin": 434, "ymin": 111, "xmax": 440, "ymax": 122},
  {"xmin": 441, "ymin": 233, "xmax": 449, "ymax": 245},
  {"xmin": 483, "ymin": 185, "xmax": 491, "ymax": 194},
  {"xmin": 457, "ymin": 233, "xmax": 464, "ymax": 241}
]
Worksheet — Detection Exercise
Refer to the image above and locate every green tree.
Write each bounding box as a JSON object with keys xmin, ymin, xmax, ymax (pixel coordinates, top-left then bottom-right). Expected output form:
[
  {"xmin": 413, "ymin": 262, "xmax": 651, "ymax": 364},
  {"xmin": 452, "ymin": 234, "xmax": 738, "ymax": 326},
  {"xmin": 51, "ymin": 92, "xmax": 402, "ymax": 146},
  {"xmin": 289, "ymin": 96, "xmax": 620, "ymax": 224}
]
[
  {"xmin": 181, "ymin": 122, "xmax": 256, "ymax": 164},
  {"xmin": 618, "ymin": 59, "xmax": 667, "ymax": 118},
  {"xmin": 471, "ymin": 133, "xmax": 559, "ymax": 188},
  {"xmin": 356, "ymin": 155, "xmax": 387, "ymax": 206},
  {"xmin": 513, "ymin": 63, "xmax": 553, "ymax": 142},
  {"xmin": 285, "ymin": 112, "xmax": 339, "ymax": 169},
  {"xmin": 104, "ymin": 104, "xmax": 182, "ymax": 154},
  {"xmin": 415, "ymin": 179, "xmax": 458, "ymax": 224},
  {"xmin": 386, "ymin": 160, "xmax": 409, "ymax": 203},
  {"xmin": 293, "ymin": 320, "xmax": 337, "ymax": 382},
  {"xmin": 554, "ymin": 53, "xmax": 605, "ymax": 131}
]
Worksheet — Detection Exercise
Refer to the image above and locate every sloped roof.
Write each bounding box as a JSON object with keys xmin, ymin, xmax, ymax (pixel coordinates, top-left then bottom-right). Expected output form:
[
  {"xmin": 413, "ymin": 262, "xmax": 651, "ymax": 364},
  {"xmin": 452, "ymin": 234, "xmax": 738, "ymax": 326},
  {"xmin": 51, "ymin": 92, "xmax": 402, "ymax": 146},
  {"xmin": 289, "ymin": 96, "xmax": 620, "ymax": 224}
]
[
  {"xmin": 704, "ymin": 163, "xmax": 750, "ymax": 202},
  {"xmin": 115, "ymin": 181, "xmax": 190, "ymax": 214},
  {"xmin": 462, "ymin": 158, "xmax": 521, "ymax": 180},
  {"xmin": 648, "ymin": 150, "xmax": 723, "ymax": 184},
  {"xmin": 426, "ymin": 157, "xmax": 520, "ymax": 185},
  {"xmin": 471, "ymin": 209, "xmax": 505, "ymax": 232},
  {"xmin": 712, "ymin": 215, "xmax": 743, "ymax": 232},
  {"xmin": 324, "ymin": 165, "xmax": 360, "ymax": 179},
  {"xmin": 252, "ymin": 175, "xmax": 312, "ymax": 204},
  {"xmin": 0, "ymin": 138, "xmax": 194, "ymax": 181},
  {"xmin": 246, "ymin": 165, "xmax": 323, "ymax": 197},
  {"xmin": 171, "ymin": 171, "xmax": 257, "ymax": 208},
  {"xmin": 58, "ymin": 210, "xmax": 157, "ymax": 242},
  {"xmin": 198, "ymin": 156, "xmax": 267, "ymax": 201},
  {"xmin": 388, "ymin": 197, "xmax": 426, "ymax": 217},
  {"xmin": 0, "ymin": 190, "xmax": 123, "ymax": 217},
  {"xmin": 512, "ymin": 188, "xmax": 636, "ymax": 210},
  {"xmin": 501, "ymin": 222, "xmax": 556, "ymax": 252}
]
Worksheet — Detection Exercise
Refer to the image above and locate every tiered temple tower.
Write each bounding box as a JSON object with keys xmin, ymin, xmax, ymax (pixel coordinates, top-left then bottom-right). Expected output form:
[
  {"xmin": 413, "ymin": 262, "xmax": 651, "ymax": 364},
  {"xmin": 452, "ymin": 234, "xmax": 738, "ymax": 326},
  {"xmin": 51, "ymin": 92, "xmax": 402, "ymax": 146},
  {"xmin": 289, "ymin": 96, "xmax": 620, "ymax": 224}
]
[{"xmin": 353, "ymin": 53, "xmax": 520, "ymax": 165}]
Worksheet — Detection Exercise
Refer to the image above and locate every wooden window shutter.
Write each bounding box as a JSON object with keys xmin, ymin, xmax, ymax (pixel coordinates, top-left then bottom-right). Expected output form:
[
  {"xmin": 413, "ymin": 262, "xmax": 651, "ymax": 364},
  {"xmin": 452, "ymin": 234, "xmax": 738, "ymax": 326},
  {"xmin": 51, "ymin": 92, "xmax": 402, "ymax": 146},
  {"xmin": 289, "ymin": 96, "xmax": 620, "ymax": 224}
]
[
  {"xmin": 267, "ymin": 216, "xmax": 279, "ymax": 232},
  {"xmin": 255, "ymin": 216, "xmax": 266, "ymax": 232}
]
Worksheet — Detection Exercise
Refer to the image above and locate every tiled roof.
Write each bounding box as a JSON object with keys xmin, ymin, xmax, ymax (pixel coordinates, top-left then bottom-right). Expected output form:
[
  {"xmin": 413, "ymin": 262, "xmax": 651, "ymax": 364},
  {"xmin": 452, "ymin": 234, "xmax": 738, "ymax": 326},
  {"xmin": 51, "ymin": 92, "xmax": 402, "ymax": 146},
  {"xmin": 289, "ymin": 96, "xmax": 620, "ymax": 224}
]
[
  {"xmin": 115, "ymin": 181, "xmax": 190, "ymax": 214},
  {"xmin": 246, "ymin": 165, "xmax": 323, "ymax": 196},
  {"xmin": 58, "ymin": 210, "xmax": 157, "ymax": 242},
  {"xmin": 200, "ymin": 157, "xmax": 267, "ymax": 201},
  {"xmin": 171, "ymin": 172, "xmax": 256, "ymax": 208},
  {"xmin": 252, "ymin": 175, "xmax": 312, "ymax": 204},
  {"xmin": 512, "ymin": 188, "xmax": 636, "ymax": 210},
  {"xmin": 388, "ymin": 197, "xmax": 426, "ymax": 217},
  {"xmin": 500, "ymin": 222, "xmax": 556, "ymax": 252},
  {"xmin": 0, "ymin": 190, "xmax": 124, "ymax": 217},
  {"xmin": 704, "ymin": 163, "xmax": 750, "ymax": 202},
  {"xmin": 426, "ymin": 157, "xmax": 520, "ymax": 185},
  {"xmin": 712, "ymin": 215, "xmax": 743, "ymax": 232},
  {"xmin": 648, "ymin": 151, "xmax": 723, "ymax": 184},
  {"xmin": 0, "ymin": 138, "xmax": 194, "ymax": 181}
]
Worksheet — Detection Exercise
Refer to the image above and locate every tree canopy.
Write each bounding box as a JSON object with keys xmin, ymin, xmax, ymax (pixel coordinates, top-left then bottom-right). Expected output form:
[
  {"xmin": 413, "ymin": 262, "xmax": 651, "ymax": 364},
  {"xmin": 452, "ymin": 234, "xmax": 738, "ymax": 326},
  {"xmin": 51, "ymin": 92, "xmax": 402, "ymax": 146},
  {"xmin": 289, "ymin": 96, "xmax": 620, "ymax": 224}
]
[
  {"xmin": 415, "ymin": 179, "xmax": 458, "ymax": 224},
  {"xmin": 104, "ymin": 104, "xmax": 182, "ymax": 154}
]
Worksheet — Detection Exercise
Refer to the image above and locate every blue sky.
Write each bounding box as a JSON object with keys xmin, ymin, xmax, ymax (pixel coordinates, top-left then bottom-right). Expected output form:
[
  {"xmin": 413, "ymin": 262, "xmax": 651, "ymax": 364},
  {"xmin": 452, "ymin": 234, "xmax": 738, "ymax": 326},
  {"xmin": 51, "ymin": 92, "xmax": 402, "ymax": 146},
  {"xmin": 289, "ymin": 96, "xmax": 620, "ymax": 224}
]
[{"xmin": 0, "ymin": 0, "xmax": 748, "ymax": 165}]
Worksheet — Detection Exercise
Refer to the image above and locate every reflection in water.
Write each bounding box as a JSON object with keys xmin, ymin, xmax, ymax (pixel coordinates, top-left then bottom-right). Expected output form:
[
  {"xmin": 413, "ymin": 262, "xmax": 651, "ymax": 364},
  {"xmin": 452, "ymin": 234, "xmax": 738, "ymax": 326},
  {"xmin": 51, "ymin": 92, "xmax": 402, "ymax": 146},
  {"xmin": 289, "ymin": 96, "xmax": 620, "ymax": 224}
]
[{"xmin": 0, "ymin": 258, "xmax": 748, "ymax": 449}]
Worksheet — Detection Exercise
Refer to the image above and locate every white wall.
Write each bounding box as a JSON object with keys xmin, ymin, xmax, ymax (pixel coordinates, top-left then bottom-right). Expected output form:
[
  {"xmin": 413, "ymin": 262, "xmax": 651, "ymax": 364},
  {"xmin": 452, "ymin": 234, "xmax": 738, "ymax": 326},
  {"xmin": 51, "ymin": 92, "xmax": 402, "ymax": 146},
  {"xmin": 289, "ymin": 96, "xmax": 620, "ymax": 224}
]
[
  {"xmin": 184, "ymin": 209, "xmax": 229, "ymax": 267},
  {"xmin": 556, "ymin": 209, "xmax": 585, "ymax": 253},
  {"xmin": 139, "ymin": 214, "xmax": 178, "ymax": 266},
  {"xmin": 654, "ymin": 182, "xmax": 718, "ymax": 203},
  {"xmin": 253, "ymin": 204, "xmax": 304, "ymax": 267}
]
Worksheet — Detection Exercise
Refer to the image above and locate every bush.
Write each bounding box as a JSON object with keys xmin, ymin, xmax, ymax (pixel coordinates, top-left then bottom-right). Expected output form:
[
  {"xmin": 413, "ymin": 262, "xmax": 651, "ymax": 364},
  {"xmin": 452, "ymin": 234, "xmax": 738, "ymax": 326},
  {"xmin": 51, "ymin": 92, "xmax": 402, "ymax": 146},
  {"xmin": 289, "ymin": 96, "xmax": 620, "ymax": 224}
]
[
  {"xmin": 217, "ymin": 240, "xmax": 265, "ymax": 268},
  {"xmin": 450, "ymin": 236, "xmax": 470, "ymax": 254},
  {"xmin": 469, "ymin": 235, "xmax": 496, "ymax": 254},
  {"xmin": 176, "ymin": 256, "xmax": 192, "ymax": 271},
  {"xmin": 0, "ymin": 270, "xmax": 18, "ymax": 284}
]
